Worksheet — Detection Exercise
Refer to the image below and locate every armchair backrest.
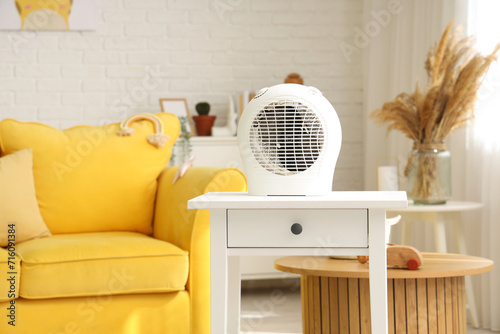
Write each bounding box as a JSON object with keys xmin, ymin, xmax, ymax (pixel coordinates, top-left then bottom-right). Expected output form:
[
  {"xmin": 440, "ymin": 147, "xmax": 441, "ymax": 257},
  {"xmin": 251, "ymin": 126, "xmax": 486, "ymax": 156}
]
[{"xmin": 0, "ymin": 113, "xmax": 180, "ymax": 235}]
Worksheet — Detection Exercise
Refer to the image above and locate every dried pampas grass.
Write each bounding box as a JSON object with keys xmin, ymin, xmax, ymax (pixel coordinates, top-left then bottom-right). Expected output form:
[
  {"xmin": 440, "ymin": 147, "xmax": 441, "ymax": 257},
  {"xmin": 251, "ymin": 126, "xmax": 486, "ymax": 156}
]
[
  {"xmin": 371, "ymin": 20, "xmax": 499, "ymax": 203},
  {"xmin": 371, "ymin": 20, "xmax": 499, "ymax": 145}
]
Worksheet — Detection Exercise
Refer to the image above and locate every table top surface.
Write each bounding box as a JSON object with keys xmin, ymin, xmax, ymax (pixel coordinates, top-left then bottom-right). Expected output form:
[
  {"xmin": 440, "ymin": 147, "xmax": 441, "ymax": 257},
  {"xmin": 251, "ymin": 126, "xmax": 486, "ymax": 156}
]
[
  {"xmin": 275, "ymin": 253, "xmax": 494, "ymax": 279},
  {"xmin": 387, "ymin": 200, "xmax": 483, "ymax": 213},
  {"xmin": 188, "ymin": 191, "xmax": 408, "ymax": 209}
]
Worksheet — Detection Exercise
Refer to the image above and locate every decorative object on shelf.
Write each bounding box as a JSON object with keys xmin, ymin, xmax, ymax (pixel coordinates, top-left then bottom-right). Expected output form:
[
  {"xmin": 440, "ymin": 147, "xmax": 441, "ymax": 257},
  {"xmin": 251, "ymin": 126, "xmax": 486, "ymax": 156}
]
[
  {"xmin": 193, "ymin": 102, "xmax": 216, "ymax": 136},
  {"xmin": 227, "ymin": 94, "xmax": 238, "ymax": 136},
  {"xmin": 377, "ymin": 157, "xmax": 399, "ymax": 191},
  {"xmin": 238, "ymin": 83, "xmax": 342, "ymax": 195},
  {"xmin": 284, "ymin": 73, "xmax": 304, "ymax": 85},
  {"xmin": 159, "ymin": 98, "xmax": 194, "ymax": 136},
  {"xmin": 238, "ymin": 91, "xmax": 256, "ymax": 117},
  {"xmin": 117, "ymin": 113, "xmax": 170, "ymax": 148},
  {"xmin": 211, "ymin": 95, "xmax": 239, "ymax": 137},
  {"xmin": 370, "ymin": 20, "xmax": 500, "ymax": 204}
]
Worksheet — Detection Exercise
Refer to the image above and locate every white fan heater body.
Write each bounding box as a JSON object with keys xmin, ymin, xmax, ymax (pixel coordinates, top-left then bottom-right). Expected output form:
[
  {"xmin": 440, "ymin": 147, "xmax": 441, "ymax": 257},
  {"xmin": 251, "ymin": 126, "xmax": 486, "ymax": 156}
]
[{"xmin": 238, "ymin": 84, "xmax": 342, "ymax": 196}]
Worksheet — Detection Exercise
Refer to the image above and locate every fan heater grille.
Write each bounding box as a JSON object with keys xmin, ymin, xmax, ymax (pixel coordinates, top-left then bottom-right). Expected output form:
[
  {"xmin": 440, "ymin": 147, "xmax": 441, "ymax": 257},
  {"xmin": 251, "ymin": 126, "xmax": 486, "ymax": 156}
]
[{"xmin": 249, "ymin": 100, "xmax": 325, "ymax": 176}]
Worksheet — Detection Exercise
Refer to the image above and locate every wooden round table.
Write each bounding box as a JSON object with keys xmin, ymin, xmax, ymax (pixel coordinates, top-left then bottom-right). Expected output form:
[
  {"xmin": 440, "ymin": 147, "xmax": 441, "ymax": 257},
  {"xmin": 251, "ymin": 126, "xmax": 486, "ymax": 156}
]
[
  {"xmin": 275, "ymin": 253, "xmax": 493, "ymax": 334},
  {"xmin": 388, "ymin": 201, "xmax": 485, "ymax": 328}
]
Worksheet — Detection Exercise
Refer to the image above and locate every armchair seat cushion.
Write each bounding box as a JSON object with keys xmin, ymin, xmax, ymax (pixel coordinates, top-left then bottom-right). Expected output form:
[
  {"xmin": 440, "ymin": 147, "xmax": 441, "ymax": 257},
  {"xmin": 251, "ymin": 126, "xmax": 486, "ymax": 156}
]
[{"xmin": 16, "ymin": 232, "xmax": 188, "ymax": 299}]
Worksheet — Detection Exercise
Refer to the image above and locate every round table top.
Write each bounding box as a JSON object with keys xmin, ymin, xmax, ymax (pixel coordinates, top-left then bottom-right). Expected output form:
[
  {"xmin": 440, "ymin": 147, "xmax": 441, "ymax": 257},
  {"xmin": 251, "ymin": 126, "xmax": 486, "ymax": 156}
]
[
  {"xmin": 387, "ymin": 201, "xmax": 483, "ymax": 213},
  {"xmin": 275, "ymin": 253, "xmax": 494, "ymax": 279}
]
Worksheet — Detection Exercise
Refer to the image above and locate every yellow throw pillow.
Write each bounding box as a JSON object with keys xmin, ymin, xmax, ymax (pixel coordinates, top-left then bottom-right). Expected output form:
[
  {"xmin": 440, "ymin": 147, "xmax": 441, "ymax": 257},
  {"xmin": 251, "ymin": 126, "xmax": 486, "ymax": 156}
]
[
  {"xmin": 0, "ymin": 148, "xmax": 51, "ymax": 246},
  {"xmin": 0, "ymin": 113, "xmax": 180, "ymax": 235}
]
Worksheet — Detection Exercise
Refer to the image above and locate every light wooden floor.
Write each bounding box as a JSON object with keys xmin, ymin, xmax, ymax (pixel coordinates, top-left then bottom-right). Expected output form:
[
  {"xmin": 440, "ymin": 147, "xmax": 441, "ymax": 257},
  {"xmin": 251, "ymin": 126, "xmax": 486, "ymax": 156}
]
[{"xmin": 241, "ymin": 287, "xmax": 496, "ymax": 333}]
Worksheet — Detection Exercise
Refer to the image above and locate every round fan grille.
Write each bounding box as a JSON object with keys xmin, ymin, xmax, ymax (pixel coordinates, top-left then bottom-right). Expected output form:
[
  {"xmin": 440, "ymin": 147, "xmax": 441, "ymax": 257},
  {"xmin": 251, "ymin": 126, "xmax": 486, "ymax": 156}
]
[{"xmin": 249, "ymin": 100, "xmax": 325, "ymax": 176}]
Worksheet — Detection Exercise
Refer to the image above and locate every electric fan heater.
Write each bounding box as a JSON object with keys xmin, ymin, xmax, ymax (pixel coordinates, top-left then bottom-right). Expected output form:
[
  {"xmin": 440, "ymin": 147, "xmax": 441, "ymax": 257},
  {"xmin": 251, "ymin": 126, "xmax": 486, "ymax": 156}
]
[{"xmin": 238, "ymin": 84, "xmax": 342, "ymax": 195}]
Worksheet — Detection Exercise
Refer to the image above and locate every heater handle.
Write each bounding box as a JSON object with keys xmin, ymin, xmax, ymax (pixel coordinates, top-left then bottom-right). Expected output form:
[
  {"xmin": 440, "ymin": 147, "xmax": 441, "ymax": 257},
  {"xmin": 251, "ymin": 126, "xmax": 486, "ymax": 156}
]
[{"xmin": 291, "ymin": 223, "xmax": 303, "ymax": 235}]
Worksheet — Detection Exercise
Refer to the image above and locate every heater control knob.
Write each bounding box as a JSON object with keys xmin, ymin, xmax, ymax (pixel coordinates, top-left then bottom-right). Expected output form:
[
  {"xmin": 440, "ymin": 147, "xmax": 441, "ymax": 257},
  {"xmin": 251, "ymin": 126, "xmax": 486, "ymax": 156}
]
[{"xmin": 291, "ymin": 223, "xmax": 303, "ymax": 235}]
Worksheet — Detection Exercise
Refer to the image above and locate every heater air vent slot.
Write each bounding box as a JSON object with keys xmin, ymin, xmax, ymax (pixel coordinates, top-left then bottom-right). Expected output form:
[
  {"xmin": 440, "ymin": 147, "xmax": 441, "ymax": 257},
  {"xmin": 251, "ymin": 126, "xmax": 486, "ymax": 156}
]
[{"xmin": 249, "ymin": 100, "xmax": 324, "ymax": 176}]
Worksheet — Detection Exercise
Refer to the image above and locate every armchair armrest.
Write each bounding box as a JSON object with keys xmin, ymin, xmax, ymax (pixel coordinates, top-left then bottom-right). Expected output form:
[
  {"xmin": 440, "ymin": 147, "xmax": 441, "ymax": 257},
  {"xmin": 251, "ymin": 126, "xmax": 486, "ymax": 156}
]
[
  {"xmin": 153, "ymin": 166, "xmax": 247, "ymax": 250},
  {"xmin": 153, "ymin": 166, "xmax": 246, "ymax": 334}
]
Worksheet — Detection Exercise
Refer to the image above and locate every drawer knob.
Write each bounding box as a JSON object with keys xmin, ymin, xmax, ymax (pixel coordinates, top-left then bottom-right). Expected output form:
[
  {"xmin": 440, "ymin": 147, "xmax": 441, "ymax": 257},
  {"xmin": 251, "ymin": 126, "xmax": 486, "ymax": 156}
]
[{"xmin": 291, "ymin": 223, "xmax": 303, "ymax": 235}]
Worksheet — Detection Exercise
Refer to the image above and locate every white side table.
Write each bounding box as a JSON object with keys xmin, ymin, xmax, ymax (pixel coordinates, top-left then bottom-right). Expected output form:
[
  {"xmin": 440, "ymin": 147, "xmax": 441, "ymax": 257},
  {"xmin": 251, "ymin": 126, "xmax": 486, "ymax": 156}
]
[
  {"xmin": 388, "ymin": 201, "xmax": 484, "ymax": 328},
  {"xmin": 188, "ymin": 191, "xmax": 407, "ymax": 334}
]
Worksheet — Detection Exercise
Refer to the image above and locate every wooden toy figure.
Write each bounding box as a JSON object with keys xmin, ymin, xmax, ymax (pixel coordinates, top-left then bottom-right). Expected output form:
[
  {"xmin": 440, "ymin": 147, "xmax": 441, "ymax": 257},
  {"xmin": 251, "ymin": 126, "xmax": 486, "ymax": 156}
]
[{"xmin": 357, "ymin": 244, "xmax": 424, "ymax": 270}]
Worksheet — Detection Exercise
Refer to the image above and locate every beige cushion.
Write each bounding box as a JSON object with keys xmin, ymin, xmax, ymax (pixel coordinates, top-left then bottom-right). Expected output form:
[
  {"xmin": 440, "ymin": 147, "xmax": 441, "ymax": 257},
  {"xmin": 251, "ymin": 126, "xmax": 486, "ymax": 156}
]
[{"xmin": 0, "ymin": 149, "xmax": 51, "ymax": 247}]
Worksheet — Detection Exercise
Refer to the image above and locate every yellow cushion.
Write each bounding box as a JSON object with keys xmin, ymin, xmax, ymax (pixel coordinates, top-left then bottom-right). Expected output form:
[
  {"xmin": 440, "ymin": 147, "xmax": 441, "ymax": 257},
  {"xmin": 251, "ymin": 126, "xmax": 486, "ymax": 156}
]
[
  {"xmin": 0, "ymin": 247, "xmax": 21, "ymax": 302},
  {"xmin": 15, "ymin": 232, "xmax": 188, "ymax": 299},
  {"xmin": 0, "ymin": 148, "xmax": 51, "ymax": 246},
  {"xmin": 0, "ymin": 113, "xmax": 180, "ymax": 234}
]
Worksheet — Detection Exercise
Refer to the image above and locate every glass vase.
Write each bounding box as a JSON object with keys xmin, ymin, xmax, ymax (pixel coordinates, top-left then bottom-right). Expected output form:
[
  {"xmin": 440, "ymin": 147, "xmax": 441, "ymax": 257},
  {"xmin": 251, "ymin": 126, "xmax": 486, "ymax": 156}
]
[{"xmin": 406, "ymin": 143, "xmax": 451, "ymax": 205}]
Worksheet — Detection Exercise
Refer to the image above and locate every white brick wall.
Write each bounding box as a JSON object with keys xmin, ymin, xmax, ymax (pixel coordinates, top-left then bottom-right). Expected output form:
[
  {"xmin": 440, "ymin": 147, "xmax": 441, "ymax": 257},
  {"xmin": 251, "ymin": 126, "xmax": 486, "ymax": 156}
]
[{"xmin": 0, "ymin": 0, "xmax": 364, "ymax": 190}]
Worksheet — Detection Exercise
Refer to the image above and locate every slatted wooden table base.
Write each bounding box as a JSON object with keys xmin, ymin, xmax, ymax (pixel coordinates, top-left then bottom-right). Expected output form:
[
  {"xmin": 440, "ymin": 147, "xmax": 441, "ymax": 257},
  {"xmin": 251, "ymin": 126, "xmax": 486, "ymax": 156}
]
[
  {"xmin": 301, "ymin": 275, "xmax": 465, "ymax": 334},
  {"xmin": 275, "ymin": 253, "xmax": 493, "ymax": 334}
]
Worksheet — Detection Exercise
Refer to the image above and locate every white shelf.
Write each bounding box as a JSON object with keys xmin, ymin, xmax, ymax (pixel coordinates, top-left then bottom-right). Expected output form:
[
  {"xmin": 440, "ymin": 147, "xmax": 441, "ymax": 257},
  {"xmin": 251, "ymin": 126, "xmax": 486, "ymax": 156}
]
[
  {"xmin": 190, "ymin": 136, "xmax": 237, "ymax": 145},
  {"xmin": 188, "ymin": 136, "xmax": 243, "ymax": 171}
]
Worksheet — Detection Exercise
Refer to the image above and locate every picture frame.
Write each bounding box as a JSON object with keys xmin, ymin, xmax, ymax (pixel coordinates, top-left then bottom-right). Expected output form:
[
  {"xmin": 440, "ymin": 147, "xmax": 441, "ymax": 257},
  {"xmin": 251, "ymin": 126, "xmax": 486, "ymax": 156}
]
[
  {"xmin": 159, "ymin": 98, "xmax": 194, "ymax": 136},
  {"xmin": 0, "ymin": 0, "xmax": 96, "ymax": 31}
]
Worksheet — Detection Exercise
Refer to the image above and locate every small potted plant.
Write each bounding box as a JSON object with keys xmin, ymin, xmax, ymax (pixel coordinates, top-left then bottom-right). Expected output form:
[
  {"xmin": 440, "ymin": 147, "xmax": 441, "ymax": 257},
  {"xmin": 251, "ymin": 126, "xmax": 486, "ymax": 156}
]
[{"xmin": 193, "ymin": 102, "xmax": 216, "ymax": 136}]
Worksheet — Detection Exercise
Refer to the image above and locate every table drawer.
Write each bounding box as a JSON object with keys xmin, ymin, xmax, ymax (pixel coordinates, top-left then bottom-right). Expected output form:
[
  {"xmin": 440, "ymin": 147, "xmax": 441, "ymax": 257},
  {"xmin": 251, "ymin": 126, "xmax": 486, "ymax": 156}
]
[{"xmin": 227, "ymin": 209, "xmax": 368, "ymax": 248}]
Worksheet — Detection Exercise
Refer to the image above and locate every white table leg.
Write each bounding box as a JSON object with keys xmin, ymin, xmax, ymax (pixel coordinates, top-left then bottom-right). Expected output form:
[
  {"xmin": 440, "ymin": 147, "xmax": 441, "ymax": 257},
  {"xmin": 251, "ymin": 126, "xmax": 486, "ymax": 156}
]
[
  {"xmin": 433, "ymin": 213, "xmax": 448, "ymax": 253},
  {"xmin": 451, "ymin": 212, "xmax": 480, "ymax": 328},
  {"xmin": 369, "ymin": 209, "xmax": 388, "ymax": 334},
  {"xmin": 227, "ymin": 256, "xmax": 241, "ymax": 333},
  {"xmin": 210, "ymin": 209, "xmax": 228, "ymax": 334},
  {"xmin": 401, "ymin": 219, "xmax": 412, "ymax": 245},
  {"xmin": 464, "ymin": 275, "xmax": 480, "ymax": 328},
  {"xmin": 451, "ymin": 212, "xmax": 467, "ymax": 254}
]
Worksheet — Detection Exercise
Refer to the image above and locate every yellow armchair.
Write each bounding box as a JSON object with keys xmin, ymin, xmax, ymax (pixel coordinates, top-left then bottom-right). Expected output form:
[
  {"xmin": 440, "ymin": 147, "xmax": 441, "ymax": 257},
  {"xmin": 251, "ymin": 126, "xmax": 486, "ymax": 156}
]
[
  {"xmin": 0, "ymin": 166, "xmax": 246, "ymax": 334},
  {"xmin": 0, "ymin": 115, "xmax": 247, "ymax": 334}
]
